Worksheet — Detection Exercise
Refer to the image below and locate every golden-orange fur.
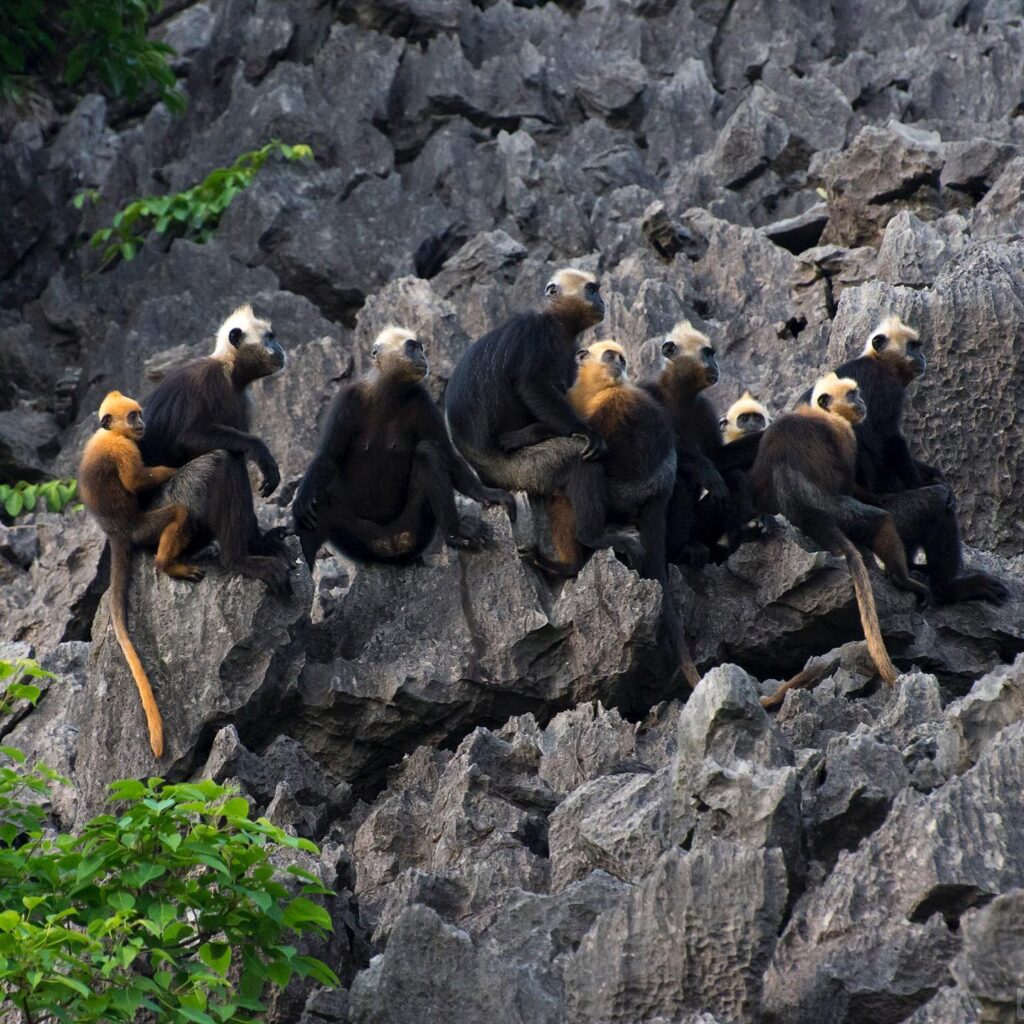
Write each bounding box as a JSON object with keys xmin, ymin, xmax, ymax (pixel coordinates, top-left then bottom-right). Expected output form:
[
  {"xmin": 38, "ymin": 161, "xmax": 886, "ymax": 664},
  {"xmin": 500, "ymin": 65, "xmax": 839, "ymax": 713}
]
[
  {"xmin": 79, "ymin": 391, "xmax": 204, "ymax": 758},
  {"xmin": 569, "ymin": 341, "xmax": 633, "ymax": 432}
]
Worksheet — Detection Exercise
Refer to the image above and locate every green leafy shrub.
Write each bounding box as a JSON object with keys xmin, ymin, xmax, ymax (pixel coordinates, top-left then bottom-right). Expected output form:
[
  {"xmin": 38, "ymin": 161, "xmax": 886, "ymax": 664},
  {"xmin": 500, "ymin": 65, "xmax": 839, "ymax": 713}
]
[
  {"xmin": 0, "ymin": 479, "xmax": 79, "ymax": 519},
  {"xmin": 83, "ymin": 140, "xmax": 315, "ymax": 270},
  {"xmin": 0, "ymin": 659, "xmax": 59, "ymax": 847},
  {"xmin": 0, "ymin": 659, "xmax": 340, "ymax": 1023},
  {"xmin": 0, "ymin": 0, "xmax": 184, "ymax": 113}
]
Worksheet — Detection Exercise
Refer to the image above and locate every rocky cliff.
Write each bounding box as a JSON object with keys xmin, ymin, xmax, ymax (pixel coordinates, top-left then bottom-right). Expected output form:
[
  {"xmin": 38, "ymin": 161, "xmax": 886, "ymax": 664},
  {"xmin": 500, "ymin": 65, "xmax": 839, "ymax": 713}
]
[{"xmin": 3, "ymin": 1, "xmax": 1024, "ymax": 1021}]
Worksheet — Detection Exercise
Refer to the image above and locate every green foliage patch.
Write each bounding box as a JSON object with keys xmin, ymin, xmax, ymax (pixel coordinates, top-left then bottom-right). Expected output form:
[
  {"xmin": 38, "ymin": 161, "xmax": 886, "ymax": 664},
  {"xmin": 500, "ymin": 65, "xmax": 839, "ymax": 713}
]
[
  {"xmin": 0, "ymin": 0, "xmax": 184, "ymax": 112},
  {"xmin": 0, "ymin": 479, "xmax": 79, "ymax": 519},
  {"xmin": 82, "ymin": 140, "xmax": 315, "ymax": 270},
  {"xmin": 0, "ymin": 658, "xmax": 341, "ymax": 1023}
]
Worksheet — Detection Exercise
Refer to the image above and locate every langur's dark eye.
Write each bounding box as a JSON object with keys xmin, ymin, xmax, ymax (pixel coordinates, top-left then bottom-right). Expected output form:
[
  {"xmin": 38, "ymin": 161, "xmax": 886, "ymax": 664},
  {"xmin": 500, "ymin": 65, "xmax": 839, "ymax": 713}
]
[
  {"xmin": 662, "ymin": 340, "xmax": 677, "ymax": 357},
  {"xmin": 818, "ymin": 394, "xmax": 832, "ymax": 409},
  {"xmin": 371, "ymin": 346, "xmax": 380, "ymax": 358},
  {"xmin": 265, "ymin": 331, "xmax": 275, "ymax": 344},
  {"xmin": 871, "ymin": 333, "xmax": 887, "ymax": 351},
  {"xmin": 229, "ymin": 327, "xmax": 244, "ymax": 347},
  {"xmin": 585, "ymin": 282, "xmax": 598, "ymax": 295},
  {"xmin": 702, "ymin": 346, "xmax": 716, "ymax": 358},
  {"xmin": 545, "ymin": 282, "xmax": 558, "ymax": 296}
]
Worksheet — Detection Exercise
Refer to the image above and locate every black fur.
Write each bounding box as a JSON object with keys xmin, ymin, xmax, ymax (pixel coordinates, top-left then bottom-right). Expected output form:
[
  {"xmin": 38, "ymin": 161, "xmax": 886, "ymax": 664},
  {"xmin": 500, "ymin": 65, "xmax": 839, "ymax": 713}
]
[
  {"xmin": 642, "ymin": 369, "xmax": 729, "ymax": 567},
  {"xmin": 445, "ymin": 309, "xmax": 604, "ymax": 494},
  {"xmin": 292, "ymin": 373, "xmax": 512, "ymax": 569},
  {"xmin": 807, "ymin": 353, "xmax": 1008, "ymax": 605},
  {"xmin": 832, "ymin": 354, "xmax": 939, "ymax": 492},
  {"xmin": 750, "ymin": 409, "xmax": 927, "ymax": 601},
  {"xmin": 524, "ymin": 377, "xmax": 698, "ymax": 686},
  {"xmin": 140, "ymin": 348, "xmax": 289, "ymax": 592},
  {"xmin": 712, "ymin": 432, "xmax": 772, "ymax": 556}
]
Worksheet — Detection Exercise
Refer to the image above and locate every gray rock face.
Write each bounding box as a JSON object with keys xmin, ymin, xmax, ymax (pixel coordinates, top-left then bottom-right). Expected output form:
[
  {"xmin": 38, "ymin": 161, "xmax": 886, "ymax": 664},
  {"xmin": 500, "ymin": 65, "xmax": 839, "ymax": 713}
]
[
  {"xmin": 764, "ymin": 721, "xmax": 1024, "ymax": 1024},
  {"xmin": 74, "ymin": 545, "xmax": 311, "ymax": 819},
  {"xmin": 565, "ymin": 842, "xmax": 788, "ymax": 1024}
]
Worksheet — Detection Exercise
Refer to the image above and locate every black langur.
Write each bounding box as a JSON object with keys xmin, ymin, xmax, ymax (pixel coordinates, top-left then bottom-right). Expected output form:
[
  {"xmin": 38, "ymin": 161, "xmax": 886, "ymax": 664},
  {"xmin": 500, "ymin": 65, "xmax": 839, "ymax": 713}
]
[
  {"xmin": 712, "ymin": 391, "xmax": 774, "ymax": 557},
  {"xmin": 642, "ymin": 321, "xmax": 729, "ymax": 567},
  {"xmin": 292, "ymin": 326, "xmax": 515, "ymax": 569},
  {"xmin": 79, "ymin": 391, "xmax": 204, "ymax": 757},
  {"xmin": 138, "ymin": 304, "xmax": 292, "ymax": 593},
  {"xmin": 444, "ymin": 267, "xmax": 608, "ymax": 495},
  {"xmin": 750, "ymin": 372, "xmax": 929, "ymax": 685},
  {"xmin": 524, "ymin": 341, "xmax": 701, "ymax": 687},
  {"xmin": 823, "ymin": 315, "xmax": 1007, "ymax": 605}
]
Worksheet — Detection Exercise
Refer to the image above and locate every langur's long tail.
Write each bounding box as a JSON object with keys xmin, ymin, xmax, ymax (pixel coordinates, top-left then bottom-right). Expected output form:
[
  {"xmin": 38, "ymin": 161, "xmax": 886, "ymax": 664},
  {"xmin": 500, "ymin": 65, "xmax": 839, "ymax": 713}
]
[
  {"xmin": 836, "ymin": 535, "xmax": 898, "ymax": 686},
  {"xmin": 108, "ymin": 540, "xmax": 165, "ymax": 757}
]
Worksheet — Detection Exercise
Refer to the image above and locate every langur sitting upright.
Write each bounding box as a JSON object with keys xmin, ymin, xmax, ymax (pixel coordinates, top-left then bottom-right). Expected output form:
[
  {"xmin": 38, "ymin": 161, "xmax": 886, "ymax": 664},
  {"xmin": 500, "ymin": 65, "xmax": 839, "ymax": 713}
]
[
  {"xmin": 523, "ymin": 341, "xmax": 701, "ymax": 687},
  {"xmin": 79, "ymin": 391, "xmax": 202, "ymax": 757},
  {"xmin": 642, "ymin": 321, "xmax": 729, "ymax": 567},
  {"xmin": 139, "ymin": 304, "xmax": 292, "ymax": 593},
  {"xmin": 818, "ymin": 315, "xmax": 1007, "ymax": 605},
  {"xmin": 292, "ymin": 327, "xmax": 514, "ymax": 568},
  {"xmin": 445, "ymin": 268, "xmax": 607, "ymax": 495},
  {"xmin": 750, "ymin": 372, "xmax": 929, "ymax": 684}
]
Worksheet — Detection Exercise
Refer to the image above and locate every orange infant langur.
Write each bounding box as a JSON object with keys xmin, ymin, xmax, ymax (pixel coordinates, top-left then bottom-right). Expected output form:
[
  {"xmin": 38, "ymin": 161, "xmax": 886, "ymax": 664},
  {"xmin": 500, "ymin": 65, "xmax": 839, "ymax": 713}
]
[{"xmin": 79, "ymin": 391, "xmax": 204, "ymax": 757}]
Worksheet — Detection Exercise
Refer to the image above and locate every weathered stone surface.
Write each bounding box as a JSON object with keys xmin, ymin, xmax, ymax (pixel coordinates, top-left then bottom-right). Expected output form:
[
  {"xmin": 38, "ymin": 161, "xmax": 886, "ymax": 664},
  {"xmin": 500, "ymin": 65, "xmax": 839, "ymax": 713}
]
[
  {"xmin": 565, "ymin": 841, "xmax": 788, "ymax": 1024},
  {"xmin": 765, "ymin": 721, "xmax": 1024, "ymax": 1024},
  {"xmin": 286, "ymin": 510, "xmax": 667, "ymax": 785},
  {"xmin": 951, "ymin": 889, "xmax": 1024, "ymax": 1023},
  {"xmin": 75, "ymin": 547, "xmax": 311, "ymax": 820},
  {"xmin": 820, "ymin": 123, "xmax": 945, "ymax": 248},
  {"xmin": 0, "ymin": 511, "xmax": 106, "ymax": 651}
]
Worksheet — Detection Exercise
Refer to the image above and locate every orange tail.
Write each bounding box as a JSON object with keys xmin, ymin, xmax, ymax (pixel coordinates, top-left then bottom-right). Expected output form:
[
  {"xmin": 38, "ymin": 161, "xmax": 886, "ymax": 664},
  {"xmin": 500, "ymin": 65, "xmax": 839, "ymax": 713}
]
[
  {"xmin": 838, "ymin": 538, "xmax": 898, "ymax": 685},
  {"xmin": 109, "ymin": 541, "xmax": 165, "ymax": 757}
]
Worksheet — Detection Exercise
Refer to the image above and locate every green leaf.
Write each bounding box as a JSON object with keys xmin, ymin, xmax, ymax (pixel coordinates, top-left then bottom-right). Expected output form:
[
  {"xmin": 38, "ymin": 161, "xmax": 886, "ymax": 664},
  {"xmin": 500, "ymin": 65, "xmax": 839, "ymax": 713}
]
[
  {"xmin": 108, "ymin": 778, "xmax": 147, "ymax": 800},
  {"xmin": 199, "ymin": 941, "xmax": 231, "ymax": 976},
  {"xmin": 4, "ymin": 491, "xmax": 23, "ymax": 517},
  {"xmin": 6, "ymin": 682, "xmax": 42, "ymax": 704},
  {"xmin": 107, "ymin": 891, "xmax": 135, "ymax": 911},
  {"xmin": 221, "ymin": 796, "xmax": 250, "ymax": 818},
  {"xmin": 51, "ymin": 975, "xmax": 91, "ymax": 997},
  {"xmin": 282, "ymin": 896, "xmax": 332, "ymax": 931},
  {"xmin": 293, "ymin": 954, "xmax": 341, "ymax": 987},
  {"xmin": 175, "ymin": 1007, "xmax": 217, "ymax": 1024}
]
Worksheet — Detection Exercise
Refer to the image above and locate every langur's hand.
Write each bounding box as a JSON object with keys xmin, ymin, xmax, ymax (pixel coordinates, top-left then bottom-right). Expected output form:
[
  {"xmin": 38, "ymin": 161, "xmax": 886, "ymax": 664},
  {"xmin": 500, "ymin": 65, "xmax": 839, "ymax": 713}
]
[
  {"xmin": 578, "ymin": 431, "xmax": 608, "ymax": 461},
  {"xmin": 254, "ymin": 445, "xmax": 281, "ymax": 497},
  {"xmin": 483, "ymin": 486, "xmax": 517, "ymax": 523}
]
